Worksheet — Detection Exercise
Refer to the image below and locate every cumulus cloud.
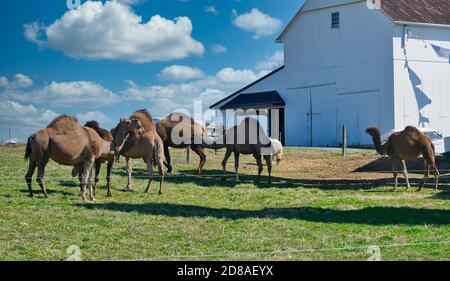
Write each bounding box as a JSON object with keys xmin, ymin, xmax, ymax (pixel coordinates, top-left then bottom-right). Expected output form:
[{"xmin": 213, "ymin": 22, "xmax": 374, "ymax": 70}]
[
  {"xmin": 158, "ymin": 65, "xmax": 205, "ymax": 81},
  {"xmin": 76, "ymin": 111, "xmax": 112, "ymax": 125},
  {"xmin": 8, "ymin": 81, "xmax": 119, "ymax": 108},
  {"xmin": 0, "ymin": 101, "xmax": 59, "ymax": 129},
  {"xmin": 0, "ymin": 74, "xmax": 33, "ymax": 89},
  {"xmin": 232, "ymin": 8, "xmax": 282, "ymax": 39},
  {"xmin": 212, "ymin": 44, "xmax": 228, "ymax": 54},
  {"xmin": 256, "ymin": 51, "xmax": 284, "ymax": 71},
  {"xmin": 24, "ymin": 1, "xmax": 204, "ymax": 63},
  {"xmin": 122, "ymin": 67, "xmax": 267, "ymax": 115}
]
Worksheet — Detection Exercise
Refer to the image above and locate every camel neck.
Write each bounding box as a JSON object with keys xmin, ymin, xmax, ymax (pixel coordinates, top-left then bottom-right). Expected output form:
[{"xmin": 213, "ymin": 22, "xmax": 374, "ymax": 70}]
[{"xmin": 371, "ymin": 135, "xmax": 386, "ymax": 156}]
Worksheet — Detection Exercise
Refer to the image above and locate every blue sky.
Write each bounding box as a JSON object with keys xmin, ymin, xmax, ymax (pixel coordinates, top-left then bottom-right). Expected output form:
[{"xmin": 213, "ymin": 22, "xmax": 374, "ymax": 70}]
[{"xmin": 0, "ymin": 0, "xmax": 303, "ymax": 142}]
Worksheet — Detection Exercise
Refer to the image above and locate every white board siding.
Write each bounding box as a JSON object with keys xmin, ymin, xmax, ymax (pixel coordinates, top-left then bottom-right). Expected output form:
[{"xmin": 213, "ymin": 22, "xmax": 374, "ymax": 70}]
[
  {"xmin": 281, "ymin": 1, "xmax": 394, "ymax": 146},
  {"xmin": 392, "ymin": 25, "xmax": 450, "ymax": 148}
]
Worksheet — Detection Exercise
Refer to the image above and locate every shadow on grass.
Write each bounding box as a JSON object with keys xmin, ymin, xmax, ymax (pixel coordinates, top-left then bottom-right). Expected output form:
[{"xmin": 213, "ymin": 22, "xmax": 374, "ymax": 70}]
[
  {"xmin": 19, "ymin": 188, "xmax": 74, "ymax": 197},
  {"xmin": 77, "ymin": 202, "xmax": 450, "ymax": 226},
  {"xmin": 355, "ymin": 156, "xmax": 450, "ymax": 175},
  {"xmin": 112, "ymin": 166, "xmax": 448, "ymax": 191}
]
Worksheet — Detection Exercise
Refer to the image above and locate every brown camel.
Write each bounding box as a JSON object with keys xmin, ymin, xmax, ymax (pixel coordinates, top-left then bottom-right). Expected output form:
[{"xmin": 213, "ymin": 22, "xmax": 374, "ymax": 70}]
[
  {"xmin": 24, "ymin": 115, "xmax": 129, "ymax": 200},
  {"xmin": 212, "ymin": 117, "xmax": 273, "ymax": 183},
  {"xmin": 112, "ymin": 109, "xmax": 165, "ymax": 194},
  {"xmin": 72, "ymin": 121, "xmax": 115, "ymax": 197},
  {"xmin": 366, "ymin": 126, "xmax": 439, "ymax": 191},
  {"xmin": 156, "ymin": 112, "xmax": 213, "ymax": 175}
]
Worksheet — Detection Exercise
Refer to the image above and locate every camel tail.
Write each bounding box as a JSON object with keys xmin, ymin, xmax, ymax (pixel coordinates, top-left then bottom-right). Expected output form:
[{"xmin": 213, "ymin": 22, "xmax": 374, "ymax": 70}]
[{"xmin": 24, "ymin": 136, "xmax": 33, "ymax": 161}]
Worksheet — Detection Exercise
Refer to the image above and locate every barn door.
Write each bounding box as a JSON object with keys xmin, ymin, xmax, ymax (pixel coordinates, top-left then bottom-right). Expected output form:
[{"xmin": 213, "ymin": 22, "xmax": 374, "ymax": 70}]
[
  {"xmin": 285, "ymin": 88, "xmax": 310, "ymax": 146},
  {"xmin": 311, "ymin": 85, "xmax": 337, "ymax": 146}
]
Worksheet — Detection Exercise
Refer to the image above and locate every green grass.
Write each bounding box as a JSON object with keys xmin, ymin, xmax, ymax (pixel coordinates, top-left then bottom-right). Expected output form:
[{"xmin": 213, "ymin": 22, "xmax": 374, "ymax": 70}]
[{"xmin": 0, "ymin": 145, "xmax": 449, "ymax": 261}]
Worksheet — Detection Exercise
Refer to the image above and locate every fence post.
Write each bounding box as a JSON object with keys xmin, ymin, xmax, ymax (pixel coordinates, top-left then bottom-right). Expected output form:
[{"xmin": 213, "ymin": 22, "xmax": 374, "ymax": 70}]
[
  {"xmin": 342, "ymin": 124, "xmax": 347, "ymax": 157},
  {"xmin": 186, "ymin": 147, "xmax": 191, "ymax": 164}
]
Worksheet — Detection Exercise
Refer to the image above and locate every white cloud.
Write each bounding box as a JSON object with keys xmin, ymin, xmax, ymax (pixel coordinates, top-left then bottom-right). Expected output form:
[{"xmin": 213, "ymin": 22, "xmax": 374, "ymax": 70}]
[
  {"xmin": 232, "ymin": 8, "xmax": 282, "ymax": 39},
  {"xmin": 76, "ymin": 111, "xmax": 112, "ymax": 125},
  {"xmin": 0, "ymin": 101, "xmax": 59, "ymax": 129},
  {"xmin": 122, "ymin": 67, "xmax": 267, "ymax": 116},
  {"xmin": 24, "ymin": 1, "xmax": 204, "ymax": 63},
  {"xmin": 212, "ymin": 44, "xmax": 228, "ymax": 54},
  {"xmin": 8, "ymin": 81, "xmax": 119, "ymax": 108},
  {"xmin": 204, "ymin": 5, "xmax": 218, "ymax": 15},
  {"xmin": 158, "ymin": 65, "xmax": 205, "ymax": 81},
  {"xmin": 0, "ymin": 74, "xmax": 33, "ymax": 89},
  {"xmin": 256, "ymin": 51, "xmax": 284, "ymax": 71}
]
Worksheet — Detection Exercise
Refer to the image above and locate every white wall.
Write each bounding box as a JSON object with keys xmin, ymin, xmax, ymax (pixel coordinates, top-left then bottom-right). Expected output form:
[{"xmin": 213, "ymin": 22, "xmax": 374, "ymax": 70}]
[
  {"xmin": 392, "ymin": 24, "xmax": 450, "ymax": 150},
  {"xmin": 281, "ymin": 1, "xmax": 395, "ymax": 146}
]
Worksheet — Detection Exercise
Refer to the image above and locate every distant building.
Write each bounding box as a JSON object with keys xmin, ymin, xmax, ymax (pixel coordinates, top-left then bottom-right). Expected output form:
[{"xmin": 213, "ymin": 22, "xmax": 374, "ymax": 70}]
[{"xmin": 210, "ymin": 0, "xmax": 450, "ymax": 150}]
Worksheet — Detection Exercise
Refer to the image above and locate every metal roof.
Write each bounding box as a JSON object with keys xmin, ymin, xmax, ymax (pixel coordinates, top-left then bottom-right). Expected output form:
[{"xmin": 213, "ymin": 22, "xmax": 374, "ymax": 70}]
[
  {"xmin": 219, "ymin": 91, "xmax": 286, "ymax": 110},
  {"xmin": 380, "ymin": 0, "xmax": 450, "ymax": 26}
]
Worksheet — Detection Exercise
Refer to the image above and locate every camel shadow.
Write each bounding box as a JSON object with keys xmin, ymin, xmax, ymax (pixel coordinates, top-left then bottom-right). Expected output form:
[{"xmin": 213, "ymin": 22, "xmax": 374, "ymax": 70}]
[
  {"xmin": 19, "ymin": 188, "xmax": 74, "ymax": 197},
  {"xmin": 160, "ymin": 169, "xmax": 394, "ymax": 191},
  {"xmin": 77, "ymin": 203, "xmax": 450, "ymax": 226}
]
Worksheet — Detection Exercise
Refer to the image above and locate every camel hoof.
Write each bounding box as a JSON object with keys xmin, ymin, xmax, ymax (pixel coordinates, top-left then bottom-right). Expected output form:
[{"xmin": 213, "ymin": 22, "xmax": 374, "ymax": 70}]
[{"xmin": 158, "ymin": 191, "xmax": 163, "ymax": 195}]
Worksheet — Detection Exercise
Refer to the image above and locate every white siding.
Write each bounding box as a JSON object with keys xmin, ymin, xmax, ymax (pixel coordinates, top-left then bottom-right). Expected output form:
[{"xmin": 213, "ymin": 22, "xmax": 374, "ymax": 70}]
[
  {"xmin": 282, "ymin": 1, "xmax": 395, "ymax": 146},
  {"xmin": 392, "ymin": 24, "xmax": 450, "ymax": 149}
]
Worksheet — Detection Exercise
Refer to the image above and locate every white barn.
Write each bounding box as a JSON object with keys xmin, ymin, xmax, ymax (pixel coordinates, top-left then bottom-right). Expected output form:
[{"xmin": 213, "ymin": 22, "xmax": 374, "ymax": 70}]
[{"xmin": 210, "ymin": 0, "xmax": 450, "ymax": 150}]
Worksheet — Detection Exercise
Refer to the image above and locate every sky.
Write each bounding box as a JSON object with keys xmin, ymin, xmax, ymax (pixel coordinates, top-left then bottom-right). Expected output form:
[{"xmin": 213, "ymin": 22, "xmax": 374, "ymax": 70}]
[{"xmin": 0, "ymin": 0, "xmax": 303, "ymax": 142}]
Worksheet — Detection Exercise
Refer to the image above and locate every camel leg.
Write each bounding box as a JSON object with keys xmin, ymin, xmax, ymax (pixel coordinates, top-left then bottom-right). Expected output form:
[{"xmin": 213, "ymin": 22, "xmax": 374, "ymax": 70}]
[
  {"xmin": 80, "ymin": 161, "xmax": 94, "ymax": 201},
  {"xmin": 431, "ymin": 163, "xmax": 440, "ymax": 191},
  {"xmin": 156, "ymin": 159, "xmax": 164, "ymax": 195},
  {"xmin": 163, "ymin": 145, "xmax": 172, "ymax": 174},
  {"xmin": 391, "ymin": 159, "xmax": 399, "ymax": 190},
  {"xmin": 418, "ymin": 161, "xmax": 430, "ymax": 192},
  {"xmin": 253, "ymin": 153, "xmax": 263, "ymax": 184},
  {"xmin": 106, "ymin": 160, "xmax": 113, "ymax": 197},
  {"xmin": 36, "ymin": 153, "xmax": 49, "ymax": 198},
  {"xmin": 264, "ymin": 155, "xmax": 272, "ymax": 184},
  {"xmin": 400, "ymin": 160, "xmax": 411, "ymax": 190},
  {"xmin": 144, "ymin": 152, "xmax": 154, "ymax": 193},
  {"xmin": 93, "ymin": 160, "xmax": 101, "ymax": 197},
  {"xmin": 78, "ymin": 171, "xmax": 83, "ymax": 196},
  {"xmin": 25, "ymin": 160, "xmax": 37, "ymax": 198},
  {"xmin": 234, "ymin": 151, "xmax": 240, "ymax": 182},
  {"xmin": 221, "ymin": 148, "xmax": 232, "ymax": 181},
  {"xmin": 125, "ymin": 157, "xmax": 132, "ymax": 191},
  {"xmin": 191, "ymin": 145, "xmax": 206, "ymax": 175}
]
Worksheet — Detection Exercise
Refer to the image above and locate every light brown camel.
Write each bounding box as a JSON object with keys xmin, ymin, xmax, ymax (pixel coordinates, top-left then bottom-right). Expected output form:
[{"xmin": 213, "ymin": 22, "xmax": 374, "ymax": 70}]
[
  {"xmin": 366, "ymin": 126, "xmax": 440, "ymax": 191},
  {"xmin": 24, "ymin": 115, "xmax": 131, "ymax": 200},
  {"xmin": 212, "ymin": 117, "xmax": 273, "ymax": 183},
  {"xmin": 112, "ymin": 109, "xmax": 165, "ymax": 194},
  {"xmin": 156, "ymin": 112, "xmax": 213, "ymax": 175},
  {"xmin": 72, "ymin": 121, "xmax": 115, "ymax": 197}
]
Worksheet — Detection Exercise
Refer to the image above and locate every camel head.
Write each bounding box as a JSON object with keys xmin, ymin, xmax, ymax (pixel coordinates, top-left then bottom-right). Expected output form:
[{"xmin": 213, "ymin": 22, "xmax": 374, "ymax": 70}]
[
  {"xmin": 365, "ymin": 127, "xmax": 381, "ymax": 138},
  {"xmin": 112, "ymin": 118, "xmax": 142, "ymax": 160}
]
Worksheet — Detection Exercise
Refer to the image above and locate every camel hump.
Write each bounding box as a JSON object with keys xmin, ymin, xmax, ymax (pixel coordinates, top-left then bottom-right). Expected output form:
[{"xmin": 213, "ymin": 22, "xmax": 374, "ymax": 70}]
[
  {"xmin": 85, "ymin": 120, "xmax": 113, "ymax": 141},
  {"xmin": 131, "ymin": 109, "xmax": 155, "ymax": 131},
  {"xmin": 47, "ymin": 115, "xmax": 80, "ymax": 134},
  {"xmin": 404, "ymin": 126, "xmax": 419, "ymax": 133}
]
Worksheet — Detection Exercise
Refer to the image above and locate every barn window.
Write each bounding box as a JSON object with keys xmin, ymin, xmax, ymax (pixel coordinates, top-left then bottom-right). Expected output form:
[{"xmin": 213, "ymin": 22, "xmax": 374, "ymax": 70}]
[{"xmin": 331, "ymin": 12, "xmax": 340, "ymax": 28}]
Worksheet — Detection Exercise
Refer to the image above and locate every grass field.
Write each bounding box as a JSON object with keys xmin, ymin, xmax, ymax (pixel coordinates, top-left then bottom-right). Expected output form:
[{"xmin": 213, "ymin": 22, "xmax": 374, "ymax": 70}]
[{"xmin": 0, "ymin": 145, "xmax": 449, "ymax": 261}]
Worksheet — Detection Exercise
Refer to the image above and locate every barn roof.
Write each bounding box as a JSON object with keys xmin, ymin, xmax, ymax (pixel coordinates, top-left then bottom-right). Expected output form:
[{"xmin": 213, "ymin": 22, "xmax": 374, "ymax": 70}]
[
  {"xmin": 380, "ymin": 0, "xmax": 450, "ymax": 26},
  {"xmin": 209, "ymin": 66, "xmax": 285, "ymax": 109},
  {"xmin": 277, "ymin": 0, "xmax": 450, "ymax": 42},
  {"xmin": 219, "ymin": 91, "xmax": 286, "ymax": 110}
]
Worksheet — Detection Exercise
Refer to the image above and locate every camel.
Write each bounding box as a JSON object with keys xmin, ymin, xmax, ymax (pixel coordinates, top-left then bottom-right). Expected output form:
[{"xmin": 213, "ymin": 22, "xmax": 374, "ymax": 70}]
[
  {"xmin": 72, "ymin": 121, "xmax": 115, "ymax": 197},
  {"xmin": 24, "ymin": 115, "xmax": 132, "ymax": 200},
  {"xmin": 269, "ymin": 138, "xmax": 283, "ymax": 165},
  {"xmin": 212, "ymin": 118, "xmax": 273, "ymax": 183},
  {"xmin": 112, "ymin": 109, "xmax": 165, "ymax": 194},
  {"xmin": 156, "ymin": 112, "xmax": 213, "ymax": 175},
  {"xmin": 365, "ymin": 126, "xmax": 440, "ymax": 191}
]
